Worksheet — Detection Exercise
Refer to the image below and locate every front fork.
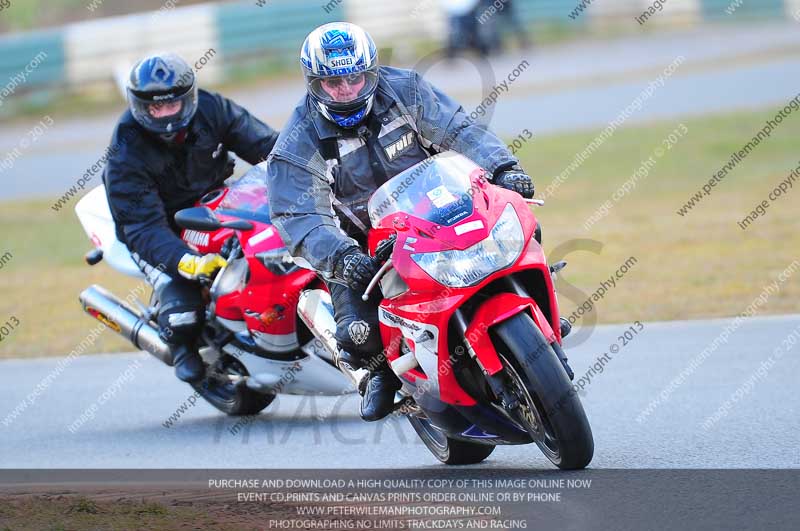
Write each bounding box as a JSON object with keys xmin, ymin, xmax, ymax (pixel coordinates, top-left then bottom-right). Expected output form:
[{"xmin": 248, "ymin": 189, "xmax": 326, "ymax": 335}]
[
  {"xmin": 452, "ymin": 277, "xmax": 575, "ymax": 410},
  {"xmin": 506, "ymin": 276, "xmax": 574, "ymax": 380},
  {"xmin": 453, "ymin": 310, "xmax": 520, "ymax": 410}
]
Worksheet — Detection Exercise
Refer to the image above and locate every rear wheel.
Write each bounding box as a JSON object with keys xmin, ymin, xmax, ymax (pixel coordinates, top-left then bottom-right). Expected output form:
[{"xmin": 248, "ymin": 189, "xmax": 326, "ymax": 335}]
[
  {"xmin": 493, "ymin": 313, "xmax": 593, "ymax": 470},
  {"xmin": 407, "ymin": 414, "xmax": 495, "ymax": 465},
  {"xmin": 192, "ymin": 355, "xmax": 276, "ymax": 416}
]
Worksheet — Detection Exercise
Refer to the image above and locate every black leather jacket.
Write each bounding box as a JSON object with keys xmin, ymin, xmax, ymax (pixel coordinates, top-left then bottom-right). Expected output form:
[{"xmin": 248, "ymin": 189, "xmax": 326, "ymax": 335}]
[{"xmin": 103, "ymin": 89, "xmax": 278, "ymax": 277}]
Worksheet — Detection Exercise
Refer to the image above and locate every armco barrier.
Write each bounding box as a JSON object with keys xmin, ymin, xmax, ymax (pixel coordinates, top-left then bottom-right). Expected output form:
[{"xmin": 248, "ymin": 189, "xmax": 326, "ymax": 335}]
[
  {"xmin": 216, "ymin": 0, "xmax": 343, "ymax": 62},
  {"xmin": 0, "ymin": 29, "xmax": 65, "ymax": 93}
]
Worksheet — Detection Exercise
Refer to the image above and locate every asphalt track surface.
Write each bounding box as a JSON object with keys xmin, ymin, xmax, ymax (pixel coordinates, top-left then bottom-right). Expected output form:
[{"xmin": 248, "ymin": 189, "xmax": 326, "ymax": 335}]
[
  {"xmin": 2, "ymin": 314, "xmax": 798, "ymax": 469},
  {"xmin": 2, "ymin": 22, "xmax": 800, "ymax": 200}
]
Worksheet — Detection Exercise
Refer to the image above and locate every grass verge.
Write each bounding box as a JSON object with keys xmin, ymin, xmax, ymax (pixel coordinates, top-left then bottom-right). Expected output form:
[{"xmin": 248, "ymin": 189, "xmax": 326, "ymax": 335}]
[{"xmin": 0, "ymin": 493, "xmax": 282, "ymax": 530}]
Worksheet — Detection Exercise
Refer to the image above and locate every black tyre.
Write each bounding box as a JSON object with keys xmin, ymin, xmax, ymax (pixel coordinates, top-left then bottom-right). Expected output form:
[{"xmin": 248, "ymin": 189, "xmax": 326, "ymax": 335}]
[
  {"xmin": 493, "ymin": 313, "xmax": 593, "ymax": 470},
  {"xmin": 191, "ymin": 355, "xmax": 276, "ymax": 416},
  {"xmin": 407, "ymin": 414, "xmax": 495, "ymax": 465}
]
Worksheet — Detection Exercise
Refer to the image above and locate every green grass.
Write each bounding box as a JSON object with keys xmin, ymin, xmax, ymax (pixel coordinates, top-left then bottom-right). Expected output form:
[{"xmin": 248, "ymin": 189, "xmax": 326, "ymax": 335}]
[
  {"xmin": 0, "ymin": 495, "xmax": 246, "ymax": 530},
  {"xmin": 0, "ymin": 200, "xmax": 143, "ymax": 359},
  {"xmin": 1, "ymin": 105, "xmax": 798, "ymax": 359},
  {"xmin": 521, "ymin": 106, "xmax": 800, "ymax": 324}
]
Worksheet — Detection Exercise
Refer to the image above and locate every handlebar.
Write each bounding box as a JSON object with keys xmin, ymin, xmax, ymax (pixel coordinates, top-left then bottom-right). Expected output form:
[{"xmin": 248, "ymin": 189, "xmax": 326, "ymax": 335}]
[
  {"xmin": 525, "ymin": 198, "xmax": 545, "ymax": 206},
  {"xmin": 361, "ymin": 259, "xmax": 394, "ymax": 302}
]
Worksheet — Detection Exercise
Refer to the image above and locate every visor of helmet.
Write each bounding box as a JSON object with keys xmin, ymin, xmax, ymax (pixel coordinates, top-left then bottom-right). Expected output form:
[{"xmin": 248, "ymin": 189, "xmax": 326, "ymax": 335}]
[
  {"xmin": 306, "ymin": 65, "xmax": 378, "ymax": 114},
  {"xmin": 127, "ymin": 85, "xmax": 198, "ymax": 135}
]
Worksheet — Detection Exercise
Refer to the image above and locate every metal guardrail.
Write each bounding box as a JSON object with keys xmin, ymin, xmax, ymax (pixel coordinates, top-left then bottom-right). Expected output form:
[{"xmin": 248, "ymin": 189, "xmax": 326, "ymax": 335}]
[
  {"xmin": 0, "ymin": 29, "xmax": 65, "ymax": 91},
  {"xmin": 217, "ymin": 0, "xmax": 343, "ymax": 60}
]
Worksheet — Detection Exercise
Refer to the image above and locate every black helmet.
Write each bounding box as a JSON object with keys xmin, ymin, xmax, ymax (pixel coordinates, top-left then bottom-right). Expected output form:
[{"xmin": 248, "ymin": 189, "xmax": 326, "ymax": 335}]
[{"xmin": 126, "ymin": 53, "xmax": 198, "ymax": 136}]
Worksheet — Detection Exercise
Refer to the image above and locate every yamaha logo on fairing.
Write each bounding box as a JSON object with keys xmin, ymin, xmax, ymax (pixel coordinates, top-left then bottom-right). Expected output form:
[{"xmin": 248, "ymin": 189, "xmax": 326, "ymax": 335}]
[
  {"xmin": 183, "ymin": 230, "xmax": 210, "ymax": 247},
  {"xmin": 329, "ymin": 57, "xmax": 354, "ymax": 68}
]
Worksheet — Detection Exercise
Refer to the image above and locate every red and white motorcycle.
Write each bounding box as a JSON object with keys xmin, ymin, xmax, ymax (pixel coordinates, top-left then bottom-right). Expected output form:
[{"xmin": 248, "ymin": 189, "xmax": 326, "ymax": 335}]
[
  {"xmin": 74, "ymin": 169, "xmax": 355, "ymax": 417},
  {"xmin": 298, "ymin": 151, "xmax": 593, "ymax": 468}
]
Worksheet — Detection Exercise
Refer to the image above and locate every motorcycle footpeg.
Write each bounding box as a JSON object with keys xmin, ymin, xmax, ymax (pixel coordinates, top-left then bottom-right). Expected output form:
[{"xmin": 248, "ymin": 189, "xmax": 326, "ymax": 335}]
[
  {"xmin": 226, "ymin": 374, "xmax": 248, "ymax": 387},
  {"xmin": 356, "ymin": 372, "xmax": 369, "ymax": 396},
  {"xmin": 334, "ymin": 350, "xmax": 371, "ymax": 394},
  {"xmin": 84, "ymin": 248, "xmax": 103, "ymax": 266},
  {"xmin": 205, "ymin": 372, "xmax": 228, "ymax": 386},
  {"xmin": 391, "ymin": 395, "xmax": 417, "ymax": 416}
]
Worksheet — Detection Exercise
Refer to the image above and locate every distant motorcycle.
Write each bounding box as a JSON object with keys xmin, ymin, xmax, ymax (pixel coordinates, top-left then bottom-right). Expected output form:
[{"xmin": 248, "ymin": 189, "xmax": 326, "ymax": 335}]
[
  {"xmin": 74, "ymin": 168, "xmax": 354, "ymax": 417},
  {"xmin": 299, "ymin": 151, "xmax": 594, "ymax": 468}
]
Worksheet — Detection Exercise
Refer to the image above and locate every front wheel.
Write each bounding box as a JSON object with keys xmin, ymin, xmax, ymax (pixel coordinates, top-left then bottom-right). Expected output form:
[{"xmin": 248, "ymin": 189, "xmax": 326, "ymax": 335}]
[
  {"xmin": 407, "ymin": 414, "xmax": 495, "ymax": 465},
  {"xmin": 192, "ymin": 355, "xmax": 276, "ymax": 416},
  {"xmin": 493, "ymin": 313, "xmax": 594, "ymax": 470}
]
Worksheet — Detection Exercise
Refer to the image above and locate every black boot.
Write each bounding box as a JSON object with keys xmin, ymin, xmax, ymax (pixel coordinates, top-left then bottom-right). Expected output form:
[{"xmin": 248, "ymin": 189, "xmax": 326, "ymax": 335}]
[
  {"xmin": 171, "ymin": 344, "xmax": 204, "ymax": 382},
  {"xmin": 360, "ymin": 366, "xmax": 402, "ymax": 422}
]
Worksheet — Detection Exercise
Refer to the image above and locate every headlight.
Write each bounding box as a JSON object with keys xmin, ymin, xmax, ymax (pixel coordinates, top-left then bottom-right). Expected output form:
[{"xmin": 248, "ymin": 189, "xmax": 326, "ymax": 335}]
[
  {"xmin": 411, "ymin": 203, "xmax": 524, "ymax": 288},
  {"xmin": 256, "ymin": 248, "xmax": 299, "ymax": 275}
]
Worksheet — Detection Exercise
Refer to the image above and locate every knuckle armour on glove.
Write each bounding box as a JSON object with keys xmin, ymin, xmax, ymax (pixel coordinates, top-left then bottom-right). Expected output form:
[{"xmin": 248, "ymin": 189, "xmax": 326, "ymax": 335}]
[
  {"xmin": 495, "ymin": 169, "xmax": 535, "ymax": 199},
  {"xmin": 334, "ymin": 250, "xmax": 378, "ymax": 292},
  {"xmin": 177, "ymin": 253, "xmax": 227, "ymax": 281}
]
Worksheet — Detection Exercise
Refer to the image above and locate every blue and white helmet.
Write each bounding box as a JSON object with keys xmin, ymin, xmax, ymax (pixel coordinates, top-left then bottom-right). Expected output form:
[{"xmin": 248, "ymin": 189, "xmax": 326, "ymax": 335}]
[{"xmin": 301, "ymin": 22, "xmax": 379, "ymax": 128}]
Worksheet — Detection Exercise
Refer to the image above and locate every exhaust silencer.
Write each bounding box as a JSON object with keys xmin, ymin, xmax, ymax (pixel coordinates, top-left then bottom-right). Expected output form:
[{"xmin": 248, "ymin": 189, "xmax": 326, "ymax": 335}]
[{"xmin": 79, "ymin": 284, "xmax": 172, "ymax": 366}]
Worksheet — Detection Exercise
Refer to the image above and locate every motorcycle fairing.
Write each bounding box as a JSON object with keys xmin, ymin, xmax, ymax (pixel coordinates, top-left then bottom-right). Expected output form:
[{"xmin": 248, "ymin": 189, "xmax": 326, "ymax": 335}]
[{"xmin": 466, "ymin": 292, "xmax": 557, "ymax": 378}]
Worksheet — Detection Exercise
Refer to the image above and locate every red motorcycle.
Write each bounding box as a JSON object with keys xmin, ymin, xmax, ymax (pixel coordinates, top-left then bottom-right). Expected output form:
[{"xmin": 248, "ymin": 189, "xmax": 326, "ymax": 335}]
[
  {"xmin": 76, "ymin": 170, "xmax": 354, "ymax": 418},
  {"xmin": 339, "ymin": 151, "xmax": 593, "ymax": 468}
]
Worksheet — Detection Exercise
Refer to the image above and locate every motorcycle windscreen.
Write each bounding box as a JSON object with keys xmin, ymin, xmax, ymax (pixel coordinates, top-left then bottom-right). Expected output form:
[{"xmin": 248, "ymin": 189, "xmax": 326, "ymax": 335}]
[
  {"xmin": 367, "ymin": 151, "xmax": 479, "ymax": 228},
  {"xmin": 216, "ymin": 167, "xmax": 272, "ymax": 224}
]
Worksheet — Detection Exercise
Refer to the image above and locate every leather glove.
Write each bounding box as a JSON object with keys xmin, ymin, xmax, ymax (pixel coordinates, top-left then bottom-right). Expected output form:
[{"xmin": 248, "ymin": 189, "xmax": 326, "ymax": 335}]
[
  {"xmin": 333, "ymin": 248, "xmax": 379, "ymax": 293},
  {"xmin": 494, "ymin": 165, "xmax": 535, "ymax": 198},
  {"xmin": 177, "ymin": 253, "xmax": 227, "ymax": 281}
]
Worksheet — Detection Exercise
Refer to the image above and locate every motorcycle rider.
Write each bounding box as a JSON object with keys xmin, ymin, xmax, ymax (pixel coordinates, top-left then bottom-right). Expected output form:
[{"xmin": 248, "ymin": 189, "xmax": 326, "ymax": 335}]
[
  {"xmin": 266, "ymin": 23, "xmax": 534, "ymax": 421},
  {"xmin": 103, "ymin": 53, "xmax": 279, "ymax": 382}
]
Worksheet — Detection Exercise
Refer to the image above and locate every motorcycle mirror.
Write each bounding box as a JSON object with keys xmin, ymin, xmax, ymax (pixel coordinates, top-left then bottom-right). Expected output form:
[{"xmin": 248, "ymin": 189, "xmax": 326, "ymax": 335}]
[
  {"xmin": 220, "ymin": 219, "xmax": 255, "ymax": 231},
  {"xmin": 174, "ymin": 206, "xmax": 222, "ymax": 231}
]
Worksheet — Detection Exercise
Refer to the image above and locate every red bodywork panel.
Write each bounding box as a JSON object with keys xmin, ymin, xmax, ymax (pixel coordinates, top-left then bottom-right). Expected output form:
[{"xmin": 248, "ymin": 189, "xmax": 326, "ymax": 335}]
[
  {"xmin": 369, "ymin": 171, "xmax": 562, "ymax": 406},
  {"xmin": 179, "ymin": 185, "xmax": 317, "ymax": 346}
]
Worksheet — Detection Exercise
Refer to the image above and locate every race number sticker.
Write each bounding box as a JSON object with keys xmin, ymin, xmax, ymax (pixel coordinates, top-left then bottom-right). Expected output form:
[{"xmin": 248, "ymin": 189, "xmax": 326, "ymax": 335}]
[{"xmin": 426, "ymin": 186, "xmax": 457, "ymax": 208}]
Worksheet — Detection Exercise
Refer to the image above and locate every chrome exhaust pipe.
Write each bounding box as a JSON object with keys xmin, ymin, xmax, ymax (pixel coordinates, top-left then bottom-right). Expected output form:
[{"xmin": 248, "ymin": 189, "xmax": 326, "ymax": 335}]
[
  {"xmin": 79, "ymin": 284, "xmax": 172, "ymax": 366},
  {"xmin": 297, "ymin": 288, "xmax": 368, "ymax": 390}
]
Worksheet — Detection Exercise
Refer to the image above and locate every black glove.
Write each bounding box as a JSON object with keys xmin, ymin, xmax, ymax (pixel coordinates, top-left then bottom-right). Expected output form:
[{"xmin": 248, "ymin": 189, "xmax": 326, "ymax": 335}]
[
  {"xmin": 494, "ymin": 165, "xmax": 535, "ymax": 198},
  {"xmin": 333, "ymin": 248, "xmax": 380, "ymax": 293}
]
